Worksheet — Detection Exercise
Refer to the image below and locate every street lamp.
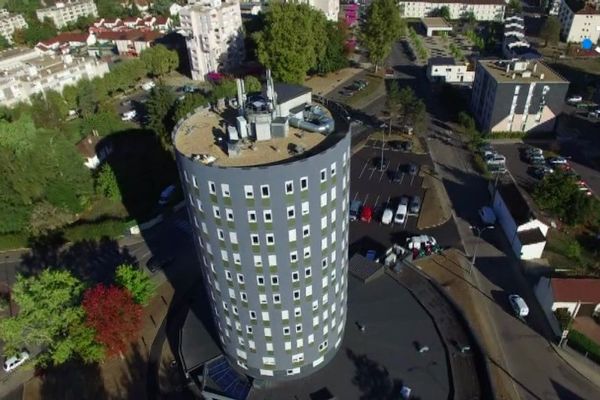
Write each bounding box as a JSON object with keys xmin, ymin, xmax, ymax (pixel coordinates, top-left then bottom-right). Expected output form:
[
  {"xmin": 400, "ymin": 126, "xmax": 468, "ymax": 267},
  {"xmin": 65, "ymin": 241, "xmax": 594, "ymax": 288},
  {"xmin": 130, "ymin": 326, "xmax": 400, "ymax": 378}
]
[{"xmin": 469, "ymin": 225, "xmax": 495, "ymax": 274}]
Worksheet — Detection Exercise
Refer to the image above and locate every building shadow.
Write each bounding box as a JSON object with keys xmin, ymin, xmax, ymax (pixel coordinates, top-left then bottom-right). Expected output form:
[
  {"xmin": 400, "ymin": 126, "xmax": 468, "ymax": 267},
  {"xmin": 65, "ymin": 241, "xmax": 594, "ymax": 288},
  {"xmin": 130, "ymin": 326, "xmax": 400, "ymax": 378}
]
[{"xmin": 38, "ymin": 360, "xmax": 109, "ymax": 400}]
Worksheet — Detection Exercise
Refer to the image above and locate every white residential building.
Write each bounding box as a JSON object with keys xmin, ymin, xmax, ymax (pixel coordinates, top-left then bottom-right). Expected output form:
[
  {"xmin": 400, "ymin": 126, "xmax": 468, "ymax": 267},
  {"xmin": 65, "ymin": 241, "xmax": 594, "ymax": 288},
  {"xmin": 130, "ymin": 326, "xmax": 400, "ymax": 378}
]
[
  {"xmin": 297, "ymin": 0, "xmax": 340, "ymax": 21},
  {"xmin": 426, "ymin": 57, "xmax": 474, "ymax": 83},
  {"xmin": 0, "ymin": 9, "xmax": 27, "ymax": 43},
  {"xmin": 399, "ymin": 0, "xmax": 505, "ymax": 21},
  {"xmin": 557, "ymin": 0, "xmax": 600, "ymax": 43},
  {"xmin": 36, "ymin": 0, "xmax": 98, "ymax": 29},
  {"xmin": 180, "ymin": 0, "xmax": 244, "ymax": 81},
  {"xmin": 0, "ymin": 48, "xmax": 109, "ymax": 107}
]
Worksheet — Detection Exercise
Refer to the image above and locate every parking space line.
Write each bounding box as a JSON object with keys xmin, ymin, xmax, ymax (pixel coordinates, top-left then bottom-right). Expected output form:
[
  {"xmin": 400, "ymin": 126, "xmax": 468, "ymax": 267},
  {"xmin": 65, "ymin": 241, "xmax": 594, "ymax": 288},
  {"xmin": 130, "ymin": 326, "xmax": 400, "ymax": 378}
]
[
  {"xmin": 378, "ymin": 169, "xmax": 386, "ymax": 182},
  {"xmin": 353, "ymin": 192, "xmax": 359, "ymax": 202},
  {"xmin": 363, "ymin": 194, "xmax": 370, "ymax": 205},
  {"xmin": 358, "ymin": 161, "xmax": 369, "ymax": 179},
  {"xmin": 386, "ymin": 195, "xmax": 391, "ymax": 207},
  {"xmin": 373, "ymin": 195, "xmax": 380, "ymax": 208},
  {"xmin": 369, "ymin": 168, "xmax": 377, "ymax": 180},
  {"xmin": 410, "ymin": 175, "xmax": 416, "ymax": 186}
]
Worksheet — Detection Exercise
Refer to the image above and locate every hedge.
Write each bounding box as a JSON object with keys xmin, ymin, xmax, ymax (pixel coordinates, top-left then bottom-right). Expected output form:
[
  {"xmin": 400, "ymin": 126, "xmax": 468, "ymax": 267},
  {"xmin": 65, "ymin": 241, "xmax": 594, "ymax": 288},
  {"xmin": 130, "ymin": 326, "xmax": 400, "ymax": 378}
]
[{"xmin": 568, "ymin": 329, "xmax": 600, "ymax": 364}]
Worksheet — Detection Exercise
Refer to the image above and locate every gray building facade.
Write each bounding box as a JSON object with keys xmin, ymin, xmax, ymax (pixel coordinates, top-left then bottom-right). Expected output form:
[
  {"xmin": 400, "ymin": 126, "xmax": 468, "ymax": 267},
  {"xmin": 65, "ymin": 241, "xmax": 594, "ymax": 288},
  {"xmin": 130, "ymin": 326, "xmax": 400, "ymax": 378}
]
[
  {"xmin": 173, "ymin": 107, "xmax": 351, "ymax": 380},
  {"xmin": 471, "ymin": 59, "xmax": 568, "ymax": 133}
]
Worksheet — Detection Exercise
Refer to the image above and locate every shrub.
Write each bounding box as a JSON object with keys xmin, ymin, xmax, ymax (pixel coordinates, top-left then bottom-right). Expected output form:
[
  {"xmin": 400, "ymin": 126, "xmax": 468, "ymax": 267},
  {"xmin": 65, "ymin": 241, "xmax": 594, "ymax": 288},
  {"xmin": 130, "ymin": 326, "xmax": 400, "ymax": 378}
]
[{"xmin": 568, "ymin": 330, "xmax": 600, "ymax": 364}]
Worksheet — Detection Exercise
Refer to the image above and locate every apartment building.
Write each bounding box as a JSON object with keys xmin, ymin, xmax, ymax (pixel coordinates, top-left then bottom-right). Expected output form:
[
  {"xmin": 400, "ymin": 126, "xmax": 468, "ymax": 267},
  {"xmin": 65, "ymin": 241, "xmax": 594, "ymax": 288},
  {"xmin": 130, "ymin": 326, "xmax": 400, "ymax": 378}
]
[
  {"xmin": 36, "ymin": 0, "xmax": 98, "ymax": 29},
  {"xmin": 0, "ymin": 9, "xmax": 27, "ymax": 43},
  {"xmin": 300, "ymin": 0, "xmax": 340, "ymax": 21},
  {"xmin": 471, "ymin": 59, "xmax": 568, "ymax": 133},
  {"xmin": 426, "ymin": 57, "xmax": 474, "ymax": 83},
  {"xmin": 557, "ymin": 0, "xmax": 600, "ymax": 43},
  {"xmin": 399, "ymin": 0, "xmax": 505, "ymax": 21},
  {"xmin": 0, "ymin": 48, "xmax": 109, "ymax": 107},
  {"xmin": 173, "ymin": 72, "xmax": 350, "ymax": 380},
  {"xmin": 180, "ymin": 0, "xmax": 244, "ymax": 81}
]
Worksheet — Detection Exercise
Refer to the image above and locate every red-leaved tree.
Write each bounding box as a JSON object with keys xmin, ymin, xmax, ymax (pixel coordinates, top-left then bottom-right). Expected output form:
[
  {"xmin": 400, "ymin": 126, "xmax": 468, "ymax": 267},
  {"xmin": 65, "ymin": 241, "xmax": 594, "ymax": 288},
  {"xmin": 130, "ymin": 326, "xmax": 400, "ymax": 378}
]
[{"xmin": 82, "ymin": 284, "xmax": 143, "ymax": 357}]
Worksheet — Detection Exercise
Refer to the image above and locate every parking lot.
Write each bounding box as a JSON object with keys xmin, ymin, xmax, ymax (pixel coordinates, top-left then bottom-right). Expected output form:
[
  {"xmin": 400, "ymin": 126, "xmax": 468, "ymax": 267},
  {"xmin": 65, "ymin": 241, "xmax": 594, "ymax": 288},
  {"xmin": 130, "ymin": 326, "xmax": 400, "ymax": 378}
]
[
  {"xmin": 494, "ymin": 143, "xmax": 600, "ymax": 197},
  {"xmin": 348, "ymin": 142, "xmax": 461, "ymax": 257}
]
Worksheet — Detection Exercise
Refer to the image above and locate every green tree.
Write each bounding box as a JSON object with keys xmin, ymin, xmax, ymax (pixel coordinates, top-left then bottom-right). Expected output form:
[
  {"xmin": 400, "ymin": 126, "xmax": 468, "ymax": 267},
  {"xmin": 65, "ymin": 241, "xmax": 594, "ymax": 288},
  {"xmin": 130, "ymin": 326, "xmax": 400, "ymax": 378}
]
[
  {"xmin": 151, "ymin": 0, "xmax": 173, "ymax": 16},
  {"xmin": 6, "ymin": 0, "xmax": 41, "ymax": 19},
  {"xmin": 173, "ymin": 93, "xmax": 208, "ymax": 123},
  {"xmin": 77, "ymin": 80, "xmax": 99, "ymax": 117},
  {"xmin": 385, "ymin": 80, "xmax": 402, "ymax": 126},
  {"xmin": 29, "ymin": 91, "xmax": 68, "ymax": 129},
  {"xmin": 254, "ymin": 3, "xmax": 327, "ymax": 83},
  {"xmin": 433, "ymin": 6, "xmax": 451, "ymax": 20},
  {"xmin": 146, "ymin": 85, "xmax": 176, "ymax": 149},
  {"xmin": 0, "ymin": 113, "xmax": 37, "ymax": 155},
  {"xmin": 62, "ymin": 85, "xmax": 79, "ymax": 110},
  {"xmin": 0, "ymin": 35, "xmax": 11, "ymax": 50},
  {"xmin": 115, "ymin": 264, "xmax": 157, "ymax": 305},
  {"xmin": 0, "ymin": 270, "xmax": 104, "ymax": 366},
  {"xmin": 540, "ymin": 16, "xmax": 560, "ymax": 46},
  {"xmin": 19, "ymin": 17, "xmax": 57, "ymax": 46},
  {"xmin": 211, "ymin": 78, "xmax": 238, "ymax": 101},
  {"xmin": 96, "ymin": 0, "xmax": 128, "ymax": 18},
  {"xmin": 243, "ymin": 75, "xmax": 262, "ymax": 93},
  {"xmin": 361, "ymin": 0, "xmax": 404, "ymax": 71},
  {"xmin": 534, "ymin": 171, "xmax": 595, "ymax": 225},
  {"xmin": 95, "ymin": 163, "xmax": 121, "ymax": 201},
  {"xmin": 140, "ymin": 44, "xmax": 179, "ymax": 77},
  {"xmin": 458, "ymin": 111, "xmax": 477, "ymax": 133},
  {"xmin": 507, "ymin": 0, "xmax": 523, "ymax": 13},
  {"xmin": 315, "ymin": 21, "xmax": 349, "ymax": 74},
  {"xmin": 27, "ymin": 201, "xmax": 74, "ymax": 236},
  {"xmin": 462, "ymin": 11, "xmax": 476, "ymax": 27}
]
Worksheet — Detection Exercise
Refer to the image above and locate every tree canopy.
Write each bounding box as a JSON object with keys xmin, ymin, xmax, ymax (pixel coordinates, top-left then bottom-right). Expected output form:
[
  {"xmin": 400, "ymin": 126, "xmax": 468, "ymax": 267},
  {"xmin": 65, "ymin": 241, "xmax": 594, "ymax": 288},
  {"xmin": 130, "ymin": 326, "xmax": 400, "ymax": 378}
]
[
  {"xmin": 540, "ymin": 16, "xmax": 560, "ymax": 47},
  {"xmin": 0, "ymin": 270, "xmax": 104, "ymax": 365},
  {"xmin": 254, "ymin": 3, "xmax": 327, "ymax": 83},
  {"xmin": 146, "ymin": 85, "xmax": 176, "ymax": 149},
  {"xmin": 140, "ymin": 45, "xmax": 179, "ymax": 77},
  {"xmin": 361, "ymin": 0, "xmax": 405, "ymax": 71},
  {"xmin": 115, "ymin": 264, "xmax": 156, "ymax": 305},
  {"xmin": 315, "ymin": 21, "xmax": 349, "ymax": 75},
  {"xmin": 82, "ymin": 284, "xmax": 143, "ymax": 357}
]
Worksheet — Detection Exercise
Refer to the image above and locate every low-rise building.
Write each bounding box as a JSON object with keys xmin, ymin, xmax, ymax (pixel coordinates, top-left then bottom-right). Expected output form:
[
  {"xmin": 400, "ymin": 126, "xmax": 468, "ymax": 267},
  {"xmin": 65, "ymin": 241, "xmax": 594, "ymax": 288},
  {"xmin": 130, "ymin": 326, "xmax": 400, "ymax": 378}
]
[
  {"xmin": 75, "ymin": 131, "xmax": 113, "ymax": 169},
  {"xmin": 471, "ymin": 59, "xmax": 569, "ymax": 133},
  {"xmin": 426, "ymin": 57, "xmax": 474, "ymax": 83},
  {"xmin": 36, "ymin": 0, "xmax": 98, "ymax": 29},
  {"xmin": 91, "ymin": 16, "xmax": 171, "ymax": 33},
  {"xmin": 557, "ymin": 0, "xmax": 600, "ymax": 43},
  {"xmin": 0, "ymin": 48, "xmax": 109, "ymax": 107},
  {"xmin": 93, "ymin": 30, "xmax": 162, "ymax": 56},
  {"xmin": 490, "ymin": 181, "xmax": 549, "ymax": 260},
  {"xmin": 35, "ymin": 32, "xmax": 92, "ymax": 55},
  {"xmin": 421, "ymin": 17, "xmax": 453, "ymax": 36},
  {"xmin": 399, "ymin": 0, "xmax": 505, "ymax": 21},
  {"xmin": 180, "ymin": 0, "xmax": 244, "ymax": 81},
  {"xmin": 0, "ymin": 9, "xmax": 27, "ymax": 43}
]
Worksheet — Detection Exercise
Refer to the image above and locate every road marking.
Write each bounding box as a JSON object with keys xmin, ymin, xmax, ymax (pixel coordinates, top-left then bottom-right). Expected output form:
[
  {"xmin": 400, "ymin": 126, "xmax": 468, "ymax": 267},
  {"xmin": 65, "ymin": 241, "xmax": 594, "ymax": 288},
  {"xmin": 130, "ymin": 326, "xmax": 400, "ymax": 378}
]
[
  {"xmin": 386, "ymin": 195, "xmax": 391, "ymax": 207},
  {"xmin": 363, "ymin": 194, "xmax": 370, "ymax": 205},
  {"xmin": 373, "ymin": 195, "xmax": 380, "ymax": 208},
  {"xmin": 410, "ymin": 175, "xmax": 416, "ymax": 186},
  {"xmin": 352, "ymin": 192, "xmax": 359, "ymax": 202},
  {"xmin": 369, "ymin": 168, "xmax": 377, "ymax": 180},
  {"xmin": 358, "ymin": 161, "xmax": 369, "ymax": 179},
  {"xmin": 378, "ymin": 169, "xmax": 386, "ymax": 182}
]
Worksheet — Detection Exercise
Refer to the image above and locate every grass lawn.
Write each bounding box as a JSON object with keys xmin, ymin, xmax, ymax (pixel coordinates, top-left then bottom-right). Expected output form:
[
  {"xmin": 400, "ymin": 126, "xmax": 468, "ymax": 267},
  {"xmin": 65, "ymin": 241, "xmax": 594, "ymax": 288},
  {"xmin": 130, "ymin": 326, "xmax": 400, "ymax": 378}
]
[
  {"xmin": 347, "ymin": 73, "xmax": 384, "ymax": 109},
  {"xmin": 543, "ymin": 228, "xmax": 600, "ymax": 276}
]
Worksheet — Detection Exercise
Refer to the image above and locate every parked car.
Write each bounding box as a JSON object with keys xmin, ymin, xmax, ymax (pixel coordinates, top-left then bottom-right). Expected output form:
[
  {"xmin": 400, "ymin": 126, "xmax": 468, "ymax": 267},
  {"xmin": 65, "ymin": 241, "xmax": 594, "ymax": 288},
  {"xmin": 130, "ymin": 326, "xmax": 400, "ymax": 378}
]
[
  {"xmin": 349, "ymin": 200, "xmax": 362, "ymax": 221},
  {"xmin": 401, "ymin": 141, "xmax": 413, "ymax": 152},
  {"xmin": 486, "ymin": 154, "xmax": 506, "ymax": 165},
  {"xmin": 409, "ymin": 196, "xmax": 421, "ymax": 214},
  {"xmin": 478, "ymin": 206, "xmax": 496, "ymax": 225},
  {"xmin": 528, "ymin": 154, "xmax": 545, "ymax": 165},
  {"xmin": 567, "ymin": 95, "xmax": 583, "ymax": 104},
  {"xmin": 407, "ymin": 235, "xmax": 437, "ymax": 250},
  {"xmin": 381, "ymin": 208, "xmax": 393, "ymax": 225},
  {"xmin": 360, "ymin": 205, "xmax": 373, "ymax": 223},
  {"xmin": 548, "ymin": 156, "xmax": 568, "ymax": 165},
  {"xmin": 531, "ymin": 166, "xmax": 553, "ymax": 179},
  {"xmin": 3, "ymin": 350, "xmax": 30, "ymax": 372},
  {"xmin": 146, "ymin": 255, "xmax": 174, "ymax": 273},
  {"xmin": 508, "ymin": 294, "xmax": 529, "ymax": 317},
  {"xmin": 121, "ymin": 110, "xmax": 137, "ymax": 121},
  {"xmin": 524, "ymin": 146, "xmax": 543, "ymax": 157},
  {"xmin": 394, "ymin": 197, "xmax": 409, "ymax": 224},
  {"xmin": 373, "ymin": 157, "xmax": 389, "ymax": 171},
  {"xmin": 407, "ymin": 163, "xmax": 418, "ymax": 176}
]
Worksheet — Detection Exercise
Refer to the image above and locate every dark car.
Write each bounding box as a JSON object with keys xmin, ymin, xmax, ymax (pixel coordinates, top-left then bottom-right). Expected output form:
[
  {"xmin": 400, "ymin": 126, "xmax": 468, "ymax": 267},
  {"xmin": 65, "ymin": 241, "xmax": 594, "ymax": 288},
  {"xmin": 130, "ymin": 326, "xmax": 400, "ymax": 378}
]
[
  {"xmin": 389, "ymin": 140, "xmax": 402, "ymax": 151},
  {"xmin": 146, "ymin": 256, "xmax": 175, "ymax": 273},
  {"xmin": 409, "ymin": 195, "xmax": 421, "ymax": 214},
  {"xmin": 392, "ymin": 170, "xmax": 403, "ymax": 183},
  {"xmin": 401, "ymin": 141, "xmax": 413, "ymax": 152},
  {"xmin": 373, "ymin": 157, "xmax": 389, "ymax": 171},
  {"xmin": 407, "ymin": 163, "xmax": 418, "ymax": 176}
]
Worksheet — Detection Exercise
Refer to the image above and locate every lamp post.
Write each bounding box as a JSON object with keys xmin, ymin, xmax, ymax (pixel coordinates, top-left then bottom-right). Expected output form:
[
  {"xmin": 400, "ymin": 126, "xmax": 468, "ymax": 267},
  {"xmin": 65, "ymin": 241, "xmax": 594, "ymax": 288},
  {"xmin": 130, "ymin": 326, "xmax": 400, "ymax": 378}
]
[{"xmin": 469, "ymin": 225, "xmax": 495, "ymax": 274}]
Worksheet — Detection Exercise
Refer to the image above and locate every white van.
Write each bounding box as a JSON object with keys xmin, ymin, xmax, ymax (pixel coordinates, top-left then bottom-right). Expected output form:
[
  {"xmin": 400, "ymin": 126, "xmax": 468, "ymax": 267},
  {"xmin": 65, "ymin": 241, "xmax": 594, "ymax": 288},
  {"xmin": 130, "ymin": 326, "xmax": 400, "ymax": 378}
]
[
  {"xmin": 508, "ymin": 294, "xmax": 529, "ymax": 317},
  {"xmin": 381, "ymin": 208, "xmax": 393, "ymax": 225},
  {"xmin": 394, "ymin": 201, "xmax": 408, "ymax": 224}
]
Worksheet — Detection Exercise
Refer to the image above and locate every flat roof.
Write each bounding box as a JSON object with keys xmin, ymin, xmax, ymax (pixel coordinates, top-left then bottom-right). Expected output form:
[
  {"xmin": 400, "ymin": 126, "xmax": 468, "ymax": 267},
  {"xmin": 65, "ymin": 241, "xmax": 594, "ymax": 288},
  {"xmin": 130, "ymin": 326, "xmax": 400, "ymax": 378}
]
[
  {"xmin": 429, "ymin": 56, "xmax": 457, "ymax": 66},
  {"xmin": 517, "ymin": 227, "xmax": 546, "ymax": 245},
  {"xmin": 406, "ymin": 0, "xmax": 504, "ymax": 4},
  {"xmin": 478, "ymin": 59, "xmax": 567, "ymax": 84},
  {"xmin": 421, "ymin": 17, "xmax": 452, "ymax": 28},
  {"xmin": 174, "ymin": 107, "xmax": 330, "ymax": 168},
  {"xmin": 551, "ymin": 278, "xmax": 600, "ymax": 303},
  {"xmin": 496, "ymin": 182, "xmax": 535, "ymax": 225}
]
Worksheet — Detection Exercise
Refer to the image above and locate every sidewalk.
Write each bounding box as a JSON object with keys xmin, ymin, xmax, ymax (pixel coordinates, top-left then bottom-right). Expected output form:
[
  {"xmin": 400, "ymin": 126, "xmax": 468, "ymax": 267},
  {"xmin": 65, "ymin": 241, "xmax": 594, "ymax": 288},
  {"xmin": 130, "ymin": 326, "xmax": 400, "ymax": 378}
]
[{"xmin": 552, "ymin": 344, "xmax": 600, "ymax": 392}]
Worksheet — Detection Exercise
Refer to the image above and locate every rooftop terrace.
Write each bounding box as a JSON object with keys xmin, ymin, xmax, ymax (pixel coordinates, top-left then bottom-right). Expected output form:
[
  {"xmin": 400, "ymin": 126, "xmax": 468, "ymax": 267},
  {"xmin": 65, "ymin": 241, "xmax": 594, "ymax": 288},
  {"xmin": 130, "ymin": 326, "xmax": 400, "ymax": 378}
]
[{"xmin": 174, "ymin": 103, "xmax": 347, "ymax": 168}]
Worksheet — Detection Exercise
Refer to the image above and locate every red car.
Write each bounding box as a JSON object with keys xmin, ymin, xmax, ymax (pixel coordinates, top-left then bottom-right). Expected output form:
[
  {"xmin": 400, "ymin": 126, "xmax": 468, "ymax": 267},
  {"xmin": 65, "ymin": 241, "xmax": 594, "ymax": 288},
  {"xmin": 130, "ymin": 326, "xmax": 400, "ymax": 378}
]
[{"xmin": 360, "ymin": 205, "xmax": 373, "ymax": 223}]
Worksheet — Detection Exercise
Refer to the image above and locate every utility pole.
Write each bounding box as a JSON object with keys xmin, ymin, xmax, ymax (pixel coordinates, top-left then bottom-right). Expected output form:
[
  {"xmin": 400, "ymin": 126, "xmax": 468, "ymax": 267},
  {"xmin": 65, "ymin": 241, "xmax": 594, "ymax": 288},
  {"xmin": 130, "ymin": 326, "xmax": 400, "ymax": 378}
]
[{"xmin": 469, "ymin": 225, "xmax": 495, "ymax": 274}]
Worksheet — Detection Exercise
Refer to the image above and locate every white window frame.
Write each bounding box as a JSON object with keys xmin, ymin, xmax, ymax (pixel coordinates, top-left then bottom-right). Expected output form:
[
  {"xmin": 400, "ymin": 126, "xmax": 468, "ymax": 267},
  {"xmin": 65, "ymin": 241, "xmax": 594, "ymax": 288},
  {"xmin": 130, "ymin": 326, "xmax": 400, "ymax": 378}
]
[
  {"xmin": 290, "ymin": 251, "xmax": 298, "ymax": 263},
  {"xmin": 244, "ymin": 185, "xmax": 254, "ymax": 199},
  {"xmin": 225, "ymin": 208, "xmax": 234, "ymax": 222},
  {"xmin": 221, "ymin": 183, "xmax": 230, "ymax": 197},
  {"xmin": 302, "ymin": 225, "xmax": 310, "ymax": 238},
  {"xmin": 208, "ymin": 181, "xmax": 216, "ymax": 194},
  {"xmin": 260, "ymin": 184, "xmax": 270, "ymax": 198},
  {"xmin": 237, "ymin": 273, "xmax": 245, "ymax": 284},
  {"xmin": 320, "ymin": 168, "xmax": 327, "ymax": 182},
  {"xmin": 271, "ymin": 275, "xmax": 279, "ymax": 286},
  {"xmin": 213, "ymin": 206, "xmax": 221, "ymax": 219},
  {"xmin": 257, "ymin": 275, "xmax": 265, "ymax": 286},
  {"xmin": 250, "ymin": 234, "xmax": 260, "ymax": 245},
  {"xmin": 248, "ymin": 210, "xmax": 257, "ymax": 223},
  {"xmin": 289, "ymin": 229, "xmax": 297, "ymax": 242},
  {"xmin": 285, "ymin": 180, "xmax": 294, "ymax": 194},
  {"xmin": 301, "ymin": 201, "xmax": 309, "ymax": 215},
  {"xmin": 273, "ymin": 293, "xmax": 281, "ymax": 304},
  {"xmin": 263, "ymin": 209, "xmax": 272, "ymax": 223},
  {"xmin": 330, "ymin": 162, "xmax": 336, "ymax": 177},
  {"xmin": 266, "ymin": 233, "xmax": 275, "ymax": 245}
]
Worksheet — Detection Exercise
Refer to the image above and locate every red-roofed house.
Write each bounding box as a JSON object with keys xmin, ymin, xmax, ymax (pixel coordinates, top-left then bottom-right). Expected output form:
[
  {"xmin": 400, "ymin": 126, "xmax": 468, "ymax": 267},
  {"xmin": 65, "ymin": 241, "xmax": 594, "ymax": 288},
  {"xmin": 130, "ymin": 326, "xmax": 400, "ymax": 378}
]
[
  {"xmin": 35, "ymin": 32, "xmax": 94, "ymax": 55},
  {"xmin": 550, "ymin": 278, "xmax": 600, "ymax": 317},
  {"xmin": 92, "ymin": 30, "xmax": 162, "ymax": 56}
]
